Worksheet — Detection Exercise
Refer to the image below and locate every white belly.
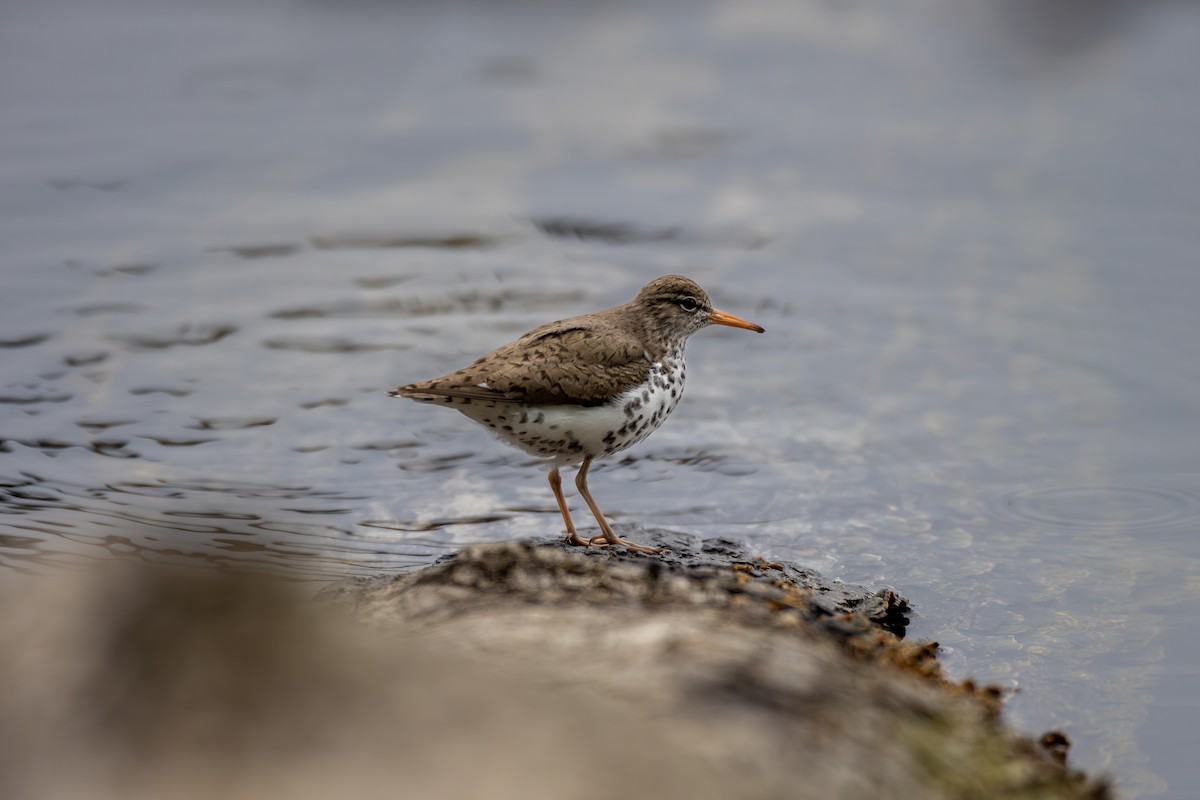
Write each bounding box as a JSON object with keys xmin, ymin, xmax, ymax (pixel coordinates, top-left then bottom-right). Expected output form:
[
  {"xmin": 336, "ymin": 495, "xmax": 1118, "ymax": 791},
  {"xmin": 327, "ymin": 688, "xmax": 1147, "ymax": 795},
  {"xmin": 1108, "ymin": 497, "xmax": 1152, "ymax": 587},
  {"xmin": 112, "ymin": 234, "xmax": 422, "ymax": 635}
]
[{"xmin": 434, "ymin": 360, "xmax": 685, "ymax": 465}]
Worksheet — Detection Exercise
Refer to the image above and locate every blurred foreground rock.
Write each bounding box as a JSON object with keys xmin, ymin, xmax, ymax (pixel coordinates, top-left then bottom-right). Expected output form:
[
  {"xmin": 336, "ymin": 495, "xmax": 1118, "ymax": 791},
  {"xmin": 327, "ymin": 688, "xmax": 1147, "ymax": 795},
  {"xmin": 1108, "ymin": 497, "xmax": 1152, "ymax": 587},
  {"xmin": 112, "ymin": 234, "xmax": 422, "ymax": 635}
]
[{"xmin": 0, "ymin": 530, "xmax": 1110, "ymax": 800}]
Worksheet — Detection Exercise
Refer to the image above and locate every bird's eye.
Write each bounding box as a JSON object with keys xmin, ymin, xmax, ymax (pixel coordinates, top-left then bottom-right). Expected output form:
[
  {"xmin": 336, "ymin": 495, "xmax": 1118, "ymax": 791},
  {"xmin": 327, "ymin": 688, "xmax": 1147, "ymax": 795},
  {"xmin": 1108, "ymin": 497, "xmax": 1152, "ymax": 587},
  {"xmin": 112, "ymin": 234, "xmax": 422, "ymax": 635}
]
[{"xmin": 679, "ymin": 296, "xmax": 699, "ymax": 312}]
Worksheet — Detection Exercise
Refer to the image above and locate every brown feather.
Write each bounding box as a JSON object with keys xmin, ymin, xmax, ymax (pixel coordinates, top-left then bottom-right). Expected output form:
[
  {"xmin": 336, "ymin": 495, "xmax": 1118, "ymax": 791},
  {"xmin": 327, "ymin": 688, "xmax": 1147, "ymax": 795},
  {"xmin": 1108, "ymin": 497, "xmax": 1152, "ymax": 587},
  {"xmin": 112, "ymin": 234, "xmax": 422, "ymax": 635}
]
[{"xmin": 391, "ymin": 316, "xmax": 652, "ymax": 407}]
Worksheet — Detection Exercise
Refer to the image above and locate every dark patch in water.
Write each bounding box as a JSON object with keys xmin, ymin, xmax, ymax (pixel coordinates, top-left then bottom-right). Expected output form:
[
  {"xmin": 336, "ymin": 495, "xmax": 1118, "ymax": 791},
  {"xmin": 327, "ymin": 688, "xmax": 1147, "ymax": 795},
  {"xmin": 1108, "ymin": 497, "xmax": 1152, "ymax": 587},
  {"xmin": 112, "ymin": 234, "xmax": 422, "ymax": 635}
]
[
  {"xmin": 76, "ymin": 419, "xmax": 136, "ymax": 431},
  {"xmin": 69, "ymin": 303, "xmax": 144, "ymax": 316},
  {"xmin": 164, "ymin": 510, "xmax": 260, "ymax": 520},
  {"xmin": 614, "ymin": 448, "xmax": 757, "ymax": 477},
  {"xmin": 210, "ymin": 243, "xmax": 302, "ymax": 259},
  {"xmin": 351, "ymin": 439, "xmax": 420, "ymax": 451},
  {"xmin": 95, "ymin": 264, "xmax": 157, "ymax": 277},
  {"xmin": 102, "ymin": 481, "xmax": 186, "ymax": 499},
  {"xmin": 64, "ymin": 352, "xmax": 110, "ymax": 367},
  {"xmin": 0, "ymin": 394, "xmax": 72, "ymax": 405},
  {"xmin": 0, "ymin": 334, "xmax": 51, "ymax": 349},
  {"xmin": 531, "ymin": 217, "xmax": 769, "ymax": 249},
  {"xmin": 299, "ymin": 398, "xmax": 349, "ymax": 409},
  {"xmin": 112, "ymin": 324, "xmax": 237, "ymax": 349},
  {"xmin": 209, "ymin": 537, "xmax": 268, "ymax": 553},
  {"xmin": 354, "ymin": 275, "xmax": 414, "ymax": 290},
  {"xmin": 532, "ymin": 217, "xmax": 681, "ymax": 244},
  {"xmin": 141, "ymin": 436, "xmax": 218, "ymax": 447},
  {"xmin": 395, "ymin": 451, "xmax": 477, "ymax": 474},
  {"xmin": 310, "ymin": 232, "xmax": 503, "ymax": 250},
  {"xmin": 130, "ymin": 387, "xmax": 193, "ymax": 397},
  {"xmin": 261, "ymin": 338, "xmax": 409, "ymax": 354},
  {"xmin": 271, "ymin": 288, "xmax": 584, "ymax": 319},
  {"xmin": 358, "ymin": 515, "xmax": 510, "ymax": 532},
  {"xmin": 990, "ymin": 0, "xmax": 1138, "ymax": 55},
  {"xmin": 187, "ymin": 417, "xmax": 276, "ymax": 431},
  {"xmin": 90, "ymin": 440, "xmax": 138, "ymax": 459},
  {"xmin": 0, "ymin": 533, "xmax": 42, "ymax": 550},
  {"xmin": 17, "ymin": 439, "xmax": 77, "ymax": 453}
]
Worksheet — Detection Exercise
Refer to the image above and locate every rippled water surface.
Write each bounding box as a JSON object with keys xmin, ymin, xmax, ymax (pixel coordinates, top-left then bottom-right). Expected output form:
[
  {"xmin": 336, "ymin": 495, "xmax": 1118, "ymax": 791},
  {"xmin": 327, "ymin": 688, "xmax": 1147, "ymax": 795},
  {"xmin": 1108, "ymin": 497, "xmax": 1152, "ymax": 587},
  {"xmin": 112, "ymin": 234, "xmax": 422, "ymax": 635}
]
[{"xmin": 3, "ymin": 1, "xmax": 1199, "ymax": 796}]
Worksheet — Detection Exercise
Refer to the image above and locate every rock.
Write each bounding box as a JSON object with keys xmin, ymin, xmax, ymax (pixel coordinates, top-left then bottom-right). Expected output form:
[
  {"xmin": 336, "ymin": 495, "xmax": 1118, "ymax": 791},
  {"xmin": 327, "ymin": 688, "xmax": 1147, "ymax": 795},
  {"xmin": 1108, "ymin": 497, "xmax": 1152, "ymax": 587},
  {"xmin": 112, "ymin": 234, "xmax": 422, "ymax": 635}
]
[
  {"xmin": 0, "ymin": 532, "xmax": 1111, "ymax": 800},
  {"xmin": 323, "ymin": 531, "xmax": 1111, "ymax": 800}
]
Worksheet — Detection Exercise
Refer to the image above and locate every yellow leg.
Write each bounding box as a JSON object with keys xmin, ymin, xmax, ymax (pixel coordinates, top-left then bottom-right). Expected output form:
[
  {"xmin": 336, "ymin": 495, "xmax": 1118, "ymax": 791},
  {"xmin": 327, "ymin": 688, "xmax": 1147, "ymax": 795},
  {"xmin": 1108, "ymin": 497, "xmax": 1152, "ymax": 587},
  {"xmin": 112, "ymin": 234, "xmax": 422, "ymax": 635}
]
[
  {"xmin": 574, "ymin": 457, "xmax": 662, "ymax": 555},
  {"xmin": 549, "ymin": 467, "xmax": 590, "ymax": 547}
]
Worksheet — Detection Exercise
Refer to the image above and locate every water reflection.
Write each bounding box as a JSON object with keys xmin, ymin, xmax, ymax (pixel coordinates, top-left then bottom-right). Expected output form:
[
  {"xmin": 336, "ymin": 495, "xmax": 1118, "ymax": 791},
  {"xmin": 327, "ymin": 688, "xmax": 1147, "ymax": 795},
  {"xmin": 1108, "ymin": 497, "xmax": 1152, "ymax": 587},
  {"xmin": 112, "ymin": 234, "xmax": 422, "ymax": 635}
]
[{"xmin": 0, "ymin": 472, "xmax": 445, "ymax": 577}]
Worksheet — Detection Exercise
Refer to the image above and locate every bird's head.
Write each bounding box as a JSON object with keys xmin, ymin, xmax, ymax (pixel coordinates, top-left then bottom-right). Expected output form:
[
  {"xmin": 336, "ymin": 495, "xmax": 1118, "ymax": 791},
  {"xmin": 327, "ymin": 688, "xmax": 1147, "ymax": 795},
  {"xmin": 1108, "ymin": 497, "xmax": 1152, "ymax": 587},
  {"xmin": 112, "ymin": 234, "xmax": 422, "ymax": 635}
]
[{"xmin": 633, "ymin": 275, "xmax": 764, "ymax": 345}]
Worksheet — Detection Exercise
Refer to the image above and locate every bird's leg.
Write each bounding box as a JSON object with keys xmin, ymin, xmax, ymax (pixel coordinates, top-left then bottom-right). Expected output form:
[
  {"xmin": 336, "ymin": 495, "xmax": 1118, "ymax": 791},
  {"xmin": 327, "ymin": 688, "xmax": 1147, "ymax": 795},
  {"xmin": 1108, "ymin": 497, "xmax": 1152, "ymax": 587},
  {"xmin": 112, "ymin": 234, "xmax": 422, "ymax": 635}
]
[
  {"xmin": 549, "ymin": 466, "xmax": 590, "ymax": 547},
  {"xmin": 574, "ymin": 456, "xmax": 663, "ymax": 555}
]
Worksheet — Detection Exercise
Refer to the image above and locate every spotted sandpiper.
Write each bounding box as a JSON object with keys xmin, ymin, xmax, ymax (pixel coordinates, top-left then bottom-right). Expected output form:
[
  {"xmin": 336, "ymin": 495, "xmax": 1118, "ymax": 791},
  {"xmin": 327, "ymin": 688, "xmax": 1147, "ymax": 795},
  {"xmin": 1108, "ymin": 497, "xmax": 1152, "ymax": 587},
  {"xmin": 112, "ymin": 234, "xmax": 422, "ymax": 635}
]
[{"xmin": 390, "ymin": 275, "xmax": 764, "ymax": 554}]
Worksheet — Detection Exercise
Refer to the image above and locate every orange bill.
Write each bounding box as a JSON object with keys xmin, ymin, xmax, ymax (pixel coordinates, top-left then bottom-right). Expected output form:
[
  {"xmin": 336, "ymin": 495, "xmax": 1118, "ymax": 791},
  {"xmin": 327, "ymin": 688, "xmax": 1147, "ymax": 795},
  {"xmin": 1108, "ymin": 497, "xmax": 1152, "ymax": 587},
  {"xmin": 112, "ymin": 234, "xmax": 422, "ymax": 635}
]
[{"xmin": 709, "ymin": 308, "xmax": 765, "ymax": 333}]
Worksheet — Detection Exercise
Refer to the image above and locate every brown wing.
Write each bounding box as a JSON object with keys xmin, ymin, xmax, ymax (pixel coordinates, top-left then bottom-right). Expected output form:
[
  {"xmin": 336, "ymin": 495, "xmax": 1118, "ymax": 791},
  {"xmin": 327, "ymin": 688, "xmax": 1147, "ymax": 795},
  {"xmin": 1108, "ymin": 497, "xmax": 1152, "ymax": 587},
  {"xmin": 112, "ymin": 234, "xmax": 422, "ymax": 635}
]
[{"xmin": 391, "ymin": 319, "xmax": 651, "ymax": 407}]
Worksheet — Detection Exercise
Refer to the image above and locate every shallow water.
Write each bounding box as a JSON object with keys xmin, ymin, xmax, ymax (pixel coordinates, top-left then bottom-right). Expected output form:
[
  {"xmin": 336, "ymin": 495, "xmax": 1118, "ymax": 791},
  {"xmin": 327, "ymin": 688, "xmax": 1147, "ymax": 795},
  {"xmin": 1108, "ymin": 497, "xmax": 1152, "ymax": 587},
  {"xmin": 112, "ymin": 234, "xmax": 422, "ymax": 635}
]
[{"xmin": 3, "ymin": 0, "xmax": 1199, "ymax": 796}]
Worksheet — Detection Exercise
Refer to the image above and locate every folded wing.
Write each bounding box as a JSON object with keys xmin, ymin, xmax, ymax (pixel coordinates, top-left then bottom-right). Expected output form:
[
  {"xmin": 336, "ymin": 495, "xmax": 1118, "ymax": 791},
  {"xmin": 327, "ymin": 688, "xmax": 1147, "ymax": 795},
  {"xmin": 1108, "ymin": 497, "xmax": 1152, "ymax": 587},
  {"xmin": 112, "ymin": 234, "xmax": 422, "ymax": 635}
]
[{"xmin": 390, "ymin": 320, "xmax": 651, "ymax": 407}]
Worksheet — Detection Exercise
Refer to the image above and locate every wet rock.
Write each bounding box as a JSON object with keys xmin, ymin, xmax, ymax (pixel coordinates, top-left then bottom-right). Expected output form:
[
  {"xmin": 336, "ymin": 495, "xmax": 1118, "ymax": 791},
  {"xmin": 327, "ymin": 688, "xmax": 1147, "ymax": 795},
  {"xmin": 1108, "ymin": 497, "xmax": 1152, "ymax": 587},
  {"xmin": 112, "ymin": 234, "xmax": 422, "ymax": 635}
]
[
  {"xmin": 537, "ymin": 527, "xmax": 912, "ymax": 635},
  {"xmin": 324, "ymin": 532, "xmax": 1110, "ymax": 800},
  {"xmin": 0, "ymin": 536, "xmax": 1110, "ymax": 800}
]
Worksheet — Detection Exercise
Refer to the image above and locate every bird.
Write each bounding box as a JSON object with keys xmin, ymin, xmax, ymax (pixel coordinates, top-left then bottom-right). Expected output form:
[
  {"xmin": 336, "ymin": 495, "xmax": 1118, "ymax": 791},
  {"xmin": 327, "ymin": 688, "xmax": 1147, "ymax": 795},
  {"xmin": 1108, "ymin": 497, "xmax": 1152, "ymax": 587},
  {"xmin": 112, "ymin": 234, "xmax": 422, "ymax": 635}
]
[{"xmin": 390, "ymin": 275, "xmax": 764, "ymax": 554}]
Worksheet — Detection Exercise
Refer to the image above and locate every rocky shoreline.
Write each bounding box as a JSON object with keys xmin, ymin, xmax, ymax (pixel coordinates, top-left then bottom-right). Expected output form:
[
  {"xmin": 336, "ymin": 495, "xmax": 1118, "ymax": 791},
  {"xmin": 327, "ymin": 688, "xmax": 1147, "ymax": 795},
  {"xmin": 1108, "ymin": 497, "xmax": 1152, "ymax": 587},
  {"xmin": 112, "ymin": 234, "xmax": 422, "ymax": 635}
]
[
  {"xmin": 324, "ymin": 528, "xmax": 1111, "ymax": 799},
  {"xmin": 0, "ymin": 529, "xmax": 1112, "ymax": 799}
]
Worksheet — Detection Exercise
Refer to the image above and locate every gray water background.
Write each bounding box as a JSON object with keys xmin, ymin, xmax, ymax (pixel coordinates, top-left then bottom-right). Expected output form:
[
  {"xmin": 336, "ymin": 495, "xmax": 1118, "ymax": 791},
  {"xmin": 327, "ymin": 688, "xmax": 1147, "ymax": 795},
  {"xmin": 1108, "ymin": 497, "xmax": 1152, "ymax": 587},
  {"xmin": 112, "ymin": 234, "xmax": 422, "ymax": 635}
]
[{"xmin": 2, "ymin": 1, "xmax": 1199, "ymax": 796}]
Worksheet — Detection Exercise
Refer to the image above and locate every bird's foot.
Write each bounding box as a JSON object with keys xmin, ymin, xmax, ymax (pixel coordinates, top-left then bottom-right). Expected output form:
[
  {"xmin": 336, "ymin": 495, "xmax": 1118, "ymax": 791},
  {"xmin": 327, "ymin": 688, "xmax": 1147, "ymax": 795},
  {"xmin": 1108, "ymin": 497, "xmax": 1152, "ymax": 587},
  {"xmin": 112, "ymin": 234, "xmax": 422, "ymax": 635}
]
[
  {"xmin": 566, "ymin": 531, "xmax": 592, "ymax": 547},
  {"xmin": 585, "ymin": 533, "xmax": 664, "ymax": 555}
]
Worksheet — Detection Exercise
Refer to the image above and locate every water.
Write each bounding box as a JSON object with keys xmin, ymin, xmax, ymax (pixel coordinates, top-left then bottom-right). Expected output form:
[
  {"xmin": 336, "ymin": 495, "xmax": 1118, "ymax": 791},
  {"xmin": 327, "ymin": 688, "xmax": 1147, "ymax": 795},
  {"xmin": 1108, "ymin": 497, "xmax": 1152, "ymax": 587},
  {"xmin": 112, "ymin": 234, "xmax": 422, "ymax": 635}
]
[{"xmin": 3, "ymin": 0, "xmax": 1199, "ymax": 796}]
